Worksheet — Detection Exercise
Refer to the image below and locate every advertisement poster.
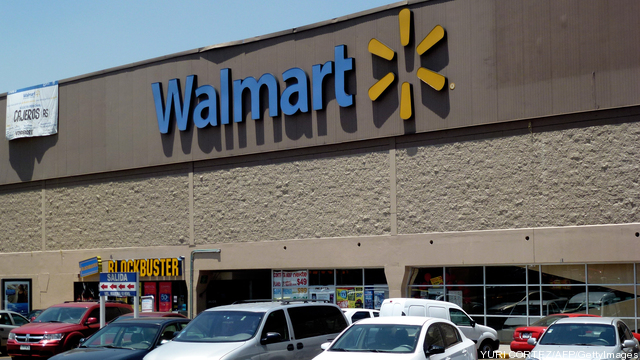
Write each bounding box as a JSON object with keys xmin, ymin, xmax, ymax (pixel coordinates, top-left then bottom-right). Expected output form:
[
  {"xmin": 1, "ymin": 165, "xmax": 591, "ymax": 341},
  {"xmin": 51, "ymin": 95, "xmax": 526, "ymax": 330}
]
[
  {"xmin": 374, "ymin": 291, "xmax": 386, "ymax": 309},
  {"xmin": 309, "ymin": 287, "xmax": 334, "ymax": 302},
  {"xmin": 348, "ymin": 287, "xmax": 364, "ymax": 308},
  {"xmin": 3, "ymin": 279, "xmax": 31, "ymax": 316},
  {"xmin": 159, "ymin": 282, "xmax": 172, "ymax": 312},
  {"xmin": 336, "ymin": 288, "xmax": 351, "ymax": 308},
  {"xmin": 143, "ymin": 283, "xmax": 157, "ymax": 311},
  {"xmin": 364, "ymin": 289, "xmax": 374, "ymax": 309},
  {"xmin": 6, "ymin": 81, "xmax": 59, "ymax": 140},
  {"xmin": 273, "ymin": 270, "xmax": 309, "ymax": 300}
]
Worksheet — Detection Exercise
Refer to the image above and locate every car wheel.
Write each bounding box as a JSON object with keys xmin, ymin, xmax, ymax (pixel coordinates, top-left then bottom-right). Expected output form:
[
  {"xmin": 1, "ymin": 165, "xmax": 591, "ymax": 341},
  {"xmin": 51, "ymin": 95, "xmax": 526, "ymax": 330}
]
[{"xmin": 478, "ymin": 341, "xmax": 496, "ymax": 359}]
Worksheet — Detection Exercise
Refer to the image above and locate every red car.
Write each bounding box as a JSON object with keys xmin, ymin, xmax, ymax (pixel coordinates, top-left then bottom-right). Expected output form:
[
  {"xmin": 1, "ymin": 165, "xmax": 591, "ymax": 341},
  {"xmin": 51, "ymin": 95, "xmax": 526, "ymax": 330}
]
[
  {"xmin": 7, "ymin": 301, "xmax": 132, "ymax": 359},
  {"xmin": 510, "ymin": 314, "xmax": 600, "ymax": 352}
]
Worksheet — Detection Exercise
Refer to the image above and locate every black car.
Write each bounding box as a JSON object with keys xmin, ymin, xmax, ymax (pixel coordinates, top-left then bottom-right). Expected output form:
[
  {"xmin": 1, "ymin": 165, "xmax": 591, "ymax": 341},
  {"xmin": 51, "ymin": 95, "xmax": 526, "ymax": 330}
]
[{"xmin": 49, "ymin": 317, "xmax": 190, "ymax": 360}]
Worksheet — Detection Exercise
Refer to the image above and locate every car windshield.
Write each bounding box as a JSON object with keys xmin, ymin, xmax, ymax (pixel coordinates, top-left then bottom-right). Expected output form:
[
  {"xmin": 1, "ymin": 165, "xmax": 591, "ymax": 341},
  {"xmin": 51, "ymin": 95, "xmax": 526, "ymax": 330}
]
[
  {"xmin": 82, "ymin": 323, "xmax": 160, "ymax": 350},
  {"xmin": 330, "ymin": 324, "xmax": 421, "ymax": 353},
  {"xmin": 539, "ymin": 324, "xmax": 616, "ymax": 346},
  {"xmin": 531, "ymin": 315, "xmax": 566, "ymax": 327},
  {"xmin": 175, "ymin": 311, "xmax": 263, "ymax": 343},
  {"xmin": 34, "ymin": 307, "xmax": 88, "ymax": 324}
]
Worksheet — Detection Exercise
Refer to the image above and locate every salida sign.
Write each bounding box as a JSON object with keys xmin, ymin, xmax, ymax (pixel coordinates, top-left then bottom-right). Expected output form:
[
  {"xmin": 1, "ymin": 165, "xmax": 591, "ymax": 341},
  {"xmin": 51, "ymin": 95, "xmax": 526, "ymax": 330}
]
[
  {"xmin": 99, "ymin": 272, "xmax": 138, "ymax": 297},
  {"xmin": 152, "ymin": 45, "xmax": 354, "ymax": 134}
]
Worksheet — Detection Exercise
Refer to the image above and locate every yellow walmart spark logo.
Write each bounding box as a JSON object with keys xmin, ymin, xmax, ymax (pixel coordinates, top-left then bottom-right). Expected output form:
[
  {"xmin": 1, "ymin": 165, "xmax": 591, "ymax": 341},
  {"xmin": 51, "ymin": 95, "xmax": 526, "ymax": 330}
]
[{"xmin": 368, "ymin": 8, "xmax": 446, "ymax": 120}]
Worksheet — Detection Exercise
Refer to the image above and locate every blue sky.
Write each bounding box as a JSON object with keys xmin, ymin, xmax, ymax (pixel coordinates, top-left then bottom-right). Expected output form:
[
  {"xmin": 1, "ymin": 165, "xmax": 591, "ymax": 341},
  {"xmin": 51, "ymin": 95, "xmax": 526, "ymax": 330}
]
[{"xmin": 1, "ymin": 0, "xmax": 396, "ymax": 95}]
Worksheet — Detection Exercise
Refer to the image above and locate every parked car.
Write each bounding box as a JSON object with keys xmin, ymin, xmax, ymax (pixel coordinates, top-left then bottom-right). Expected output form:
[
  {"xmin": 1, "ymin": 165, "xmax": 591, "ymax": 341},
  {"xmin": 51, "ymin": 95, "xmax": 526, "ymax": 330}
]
[
  {"xmin": 47, "ymin": 316, "xmax": 190, "ymax": 360},
  {"xmin": 111, "ymin": 312, "xmax": 187, "ymax": 323},
  {"xmin": 0, "ymin": 310, "xmax": 30, "ymax": 355},
  {"xmin": 510, "ymin": 313, "xmax": 600, "ymax": 352},
  {"xmin": 7, "ymin": 301, "xmax": 133, "ymax": 359},
  {"xmin": 380, "ymin": 298, "xmax": 499, "ymax": 358},
  {"xmin": 526, "ymin": 317, "xmax": 639, "ymax": 360},
  {"xmin": 342, "ymin": 309, "xmax": 379, "ymax": 324},
  {"xmin": 144, "ymin": 300, "xmax": 348, "ymax": 360},
  {"xmin": 313, "ymin": 316, "xmax": 477, "ymax": 360}
]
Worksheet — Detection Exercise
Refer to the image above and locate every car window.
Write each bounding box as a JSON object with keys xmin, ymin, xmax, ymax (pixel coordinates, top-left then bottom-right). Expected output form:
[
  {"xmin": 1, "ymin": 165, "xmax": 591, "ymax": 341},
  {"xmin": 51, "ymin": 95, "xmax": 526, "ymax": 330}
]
[
  {"xmin": 160, "ymin": 323, "xmax": 181, "ymax": 343},
  {"xmin": 176, "ymin": 310, "xmax": 263, "ymax": 343},
  {"xmin": 351, "ymin": 311, "xmax": 371, "ymax": 323},
  {"xmin": 425, "ymin": 324, "xmax": 445, "ymax": 350},
  {"xmin": 330, "ymin": 324, "xmax": 420, "ymax": 353},
  {"xmin": 12, "ymin": 314, "xmax": 29, "ymax": 326},
  {"xmin": 105, "ymin": 307, "xmax": 123, "ymax": 322},
  {"xmin": 287, "ymin": 305, "xmax": 347, "ymax": 339},
  {"xmin": 88, "ymin": 308, "xmax": 100, "ymax": 320},
  {"xmin": 0, "ymin": 313, "xmax": 10, "ymax": 325},
  {"xmin": 449, "ymin": 308, "xmax": 472, "ymax": 326},
  {"xmin": 261, "ymin": 309, "xmax": 289, "ymax": 342},
  {"xmin": 439, "ymin": 323, "xmax": 461, "ymax": 348},
  {"xmin": 373, "ymin": 312, "xmax": 380, "ymax": 317},
  {"xmin": 618, "ymin": 321, "xmax": 633, "ymax": 342},
  {"xmin": 120, "ymin": 307, "xmax": 133, "ymax": 315}
]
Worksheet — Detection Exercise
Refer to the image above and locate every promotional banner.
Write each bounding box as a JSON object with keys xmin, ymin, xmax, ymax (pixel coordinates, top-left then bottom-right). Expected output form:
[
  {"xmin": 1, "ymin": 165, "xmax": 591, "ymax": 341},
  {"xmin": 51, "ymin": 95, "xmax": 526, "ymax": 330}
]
[
  {"xmin": 6, "ymin": 81, "xmax": 59, "ymax": 140},
  {"xmin": 159, "ymin": 282, "xmax": 172, "ymax": 312},
  {"xmin": 3, "ymin": 280, "xmax": 31, "ymax": 316}
]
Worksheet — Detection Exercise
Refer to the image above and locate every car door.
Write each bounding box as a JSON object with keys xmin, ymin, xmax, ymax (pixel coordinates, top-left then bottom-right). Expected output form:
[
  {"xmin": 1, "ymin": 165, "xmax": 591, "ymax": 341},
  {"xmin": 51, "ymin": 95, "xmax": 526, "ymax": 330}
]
[
  {"xmin": 424, "ymin": 322, "xmax": 472, "ymax": 360},
  {"xmin": 0, "ymin": 312, "xmax": 12, "ymax": 347},
  {"xmin": 259, "ymin": 309, "xmax": 295, "ymax": 360},
  {"xmin": 617, "ymin": 320, "xmax": 639, "ymax": 356},
  {"xmin": 286, "ymin": 305, "xmax": 348, "ymax": 360}
]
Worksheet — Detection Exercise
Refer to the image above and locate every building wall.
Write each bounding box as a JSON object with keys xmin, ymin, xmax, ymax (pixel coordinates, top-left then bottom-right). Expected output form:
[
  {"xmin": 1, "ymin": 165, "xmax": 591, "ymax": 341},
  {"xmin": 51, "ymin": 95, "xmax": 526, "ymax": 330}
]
[
  {"xmin": 194, "ymin": 150, "xmax": 390, "ymax": 243},
  {"xmin": 397, "ymin": 119, "xmax": 640, "ymax": 233},
  {"xmin": 0, "ymin": 186, "xmax": 42, "ymax": 253},
  {"xmin": 44, "ymin": 170, "xmax": 191, "ymax": 250}
]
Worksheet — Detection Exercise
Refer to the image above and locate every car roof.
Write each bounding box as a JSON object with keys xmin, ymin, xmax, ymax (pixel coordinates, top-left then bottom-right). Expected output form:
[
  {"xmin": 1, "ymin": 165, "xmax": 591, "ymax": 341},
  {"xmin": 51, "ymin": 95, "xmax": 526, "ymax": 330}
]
[
  {"xmin": 351, "ymin": 316, "xmax": 436, "ymax": 326},
  {"xmin": 204, "ymin": 301, "xmax": 336, "ymax": 313},
  {"xmin": 554, "ymin": 317, "xmax": 617, "ymax": 325},
  {"xmin": 48, "ymin": 302, "xmax": 129, "ymax": 308},
  {"xmin": 113, "ymin": 317, "xmax": 190, "ymax": 326},
  {"xmin": 120, "ymin": 312, "xmax": 187, "ymax": 318},
  {"xmin": 343, "ymin": 309, "xmax": 379, "ymax": 314}
]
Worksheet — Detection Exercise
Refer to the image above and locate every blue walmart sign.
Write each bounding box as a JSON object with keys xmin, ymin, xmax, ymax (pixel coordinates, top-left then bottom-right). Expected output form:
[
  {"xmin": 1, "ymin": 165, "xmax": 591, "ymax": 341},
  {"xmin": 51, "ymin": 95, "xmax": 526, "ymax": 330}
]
[{"xmin": 152, "ymin": 45, "xmax": 354, "ymax": 134}]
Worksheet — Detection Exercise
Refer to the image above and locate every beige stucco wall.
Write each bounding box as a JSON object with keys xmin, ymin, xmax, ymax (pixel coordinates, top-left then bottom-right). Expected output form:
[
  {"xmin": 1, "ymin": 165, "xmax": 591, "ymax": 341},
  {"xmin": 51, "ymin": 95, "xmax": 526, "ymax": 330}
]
[
  {"xmin": 194, "ymin": 151, "xmax": 391, "ymax": 243},
  {"xmin": 397, "ymin": 121, "xmax": 640, "ymax": 233},
  {"xmin": 0, "ymin": 187, "xmax": 42, "ymax": 253},
  {"xmin": 45, "ymin": 173, "xmax": 190, "ymax": 250}
]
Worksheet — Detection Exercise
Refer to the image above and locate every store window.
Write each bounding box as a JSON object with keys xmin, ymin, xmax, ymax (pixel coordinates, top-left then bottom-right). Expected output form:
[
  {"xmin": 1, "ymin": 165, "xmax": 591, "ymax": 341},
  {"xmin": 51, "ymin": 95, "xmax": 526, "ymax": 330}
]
[
  {"xmin": 273, "ymin": 268, "xmax": 389, "ymax": 309},
  {"xmin": 409, "ymin": 263, "xmax": 640, "ymax": 343}
]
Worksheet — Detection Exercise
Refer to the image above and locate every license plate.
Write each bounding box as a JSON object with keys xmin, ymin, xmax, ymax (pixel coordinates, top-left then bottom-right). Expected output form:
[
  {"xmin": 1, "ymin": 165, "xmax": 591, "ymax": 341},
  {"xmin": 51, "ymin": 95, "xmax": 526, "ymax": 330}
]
[
  {"xmin": 522, "ymin": 333, "xmax": 531, "ymax": 339},
  {"xmin": 20, "ymin": 345, "xmax": 31, "ymax": 351}
]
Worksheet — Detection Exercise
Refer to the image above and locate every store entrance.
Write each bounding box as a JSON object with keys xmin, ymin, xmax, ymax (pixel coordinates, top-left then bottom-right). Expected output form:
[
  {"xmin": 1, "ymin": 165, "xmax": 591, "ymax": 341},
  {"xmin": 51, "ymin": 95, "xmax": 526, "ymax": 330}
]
[{"xmin": 204, "ymin": 270, "xmax": 272, "ymax": 308}]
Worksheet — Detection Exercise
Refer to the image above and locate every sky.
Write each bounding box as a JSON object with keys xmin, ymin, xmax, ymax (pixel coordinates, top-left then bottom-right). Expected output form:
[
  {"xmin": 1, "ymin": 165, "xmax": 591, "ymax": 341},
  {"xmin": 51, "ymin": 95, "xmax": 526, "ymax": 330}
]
[{"xmin": 1, "ymin": 0, "xmax": 397, "ymax": 95}]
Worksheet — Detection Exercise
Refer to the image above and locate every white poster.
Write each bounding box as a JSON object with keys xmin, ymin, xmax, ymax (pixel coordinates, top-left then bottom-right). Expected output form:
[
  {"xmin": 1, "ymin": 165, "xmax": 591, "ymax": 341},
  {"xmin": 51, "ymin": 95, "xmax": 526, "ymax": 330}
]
[{"xmin": 6, "ymin": 81, "xmax": 59, "ymax": 140}]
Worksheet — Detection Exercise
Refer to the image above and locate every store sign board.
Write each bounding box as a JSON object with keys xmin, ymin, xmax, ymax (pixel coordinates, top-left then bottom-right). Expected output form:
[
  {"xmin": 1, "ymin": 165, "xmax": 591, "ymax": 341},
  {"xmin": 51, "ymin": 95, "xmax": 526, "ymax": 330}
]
[
  {"xmin": 79, "ymin": 256, "xmax": 102, "ymax": 278},
  {"xmin": 99, "ymin": 272, "xmax": 138, "ymax": 297},
  {"xmin": 6, "ymin": 81, "xmax": 59, "ymax": 140},
  {"xmin": 153, "ymin": 46, "xmax": 354, "ymax": 134},
  {"xmin": 107, "ymin": 258, "xmax": 182, "ymax": 277}
]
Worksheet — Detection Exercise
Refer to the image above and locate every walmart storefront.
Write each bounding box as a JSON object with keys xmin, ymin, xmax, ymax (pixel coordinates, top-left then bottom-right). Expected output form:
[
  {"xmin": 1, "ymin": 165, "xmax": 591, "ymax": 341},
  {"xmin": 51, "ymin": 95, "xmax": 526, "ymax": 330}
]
[{"xmin": 0, "ymin": 0, "xmax": 639, "ymax": 341}]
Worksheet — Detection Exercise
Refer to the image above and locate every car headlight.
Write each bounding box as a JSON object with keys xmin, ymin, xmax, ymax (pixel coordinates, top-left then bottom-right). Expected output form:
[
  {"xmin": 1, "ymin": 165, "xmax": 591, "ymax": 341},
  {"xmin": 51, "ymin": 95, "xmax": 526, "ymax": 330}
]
[
  {"xmin": 8, "ymin": 333, "xmax": 16, "ymax": 340},
  {"xmin": 42, "ymin": 333, "xmax": 63, "ymax": 341}
]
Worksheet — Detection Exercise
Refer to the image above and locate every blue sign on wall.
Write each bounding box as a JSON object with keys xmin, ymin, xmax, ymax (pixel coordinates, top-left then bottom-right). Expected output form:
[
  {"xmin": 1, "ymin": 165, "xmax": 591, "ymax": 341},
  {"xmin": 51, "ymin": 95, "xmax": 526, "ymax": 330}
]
[{"xmin": 79, "ymin": 256, "xmax": 102, "ymax": 277}]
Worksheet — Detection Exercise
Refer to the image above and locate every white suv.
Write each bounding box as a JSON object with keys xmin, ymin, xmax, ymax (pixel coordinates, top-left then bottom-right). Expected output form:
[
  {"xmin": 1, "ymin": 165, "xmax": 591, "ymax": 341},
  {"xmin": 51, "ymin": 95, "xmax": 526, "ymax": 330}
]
[{"xmin": 144, "ymin": 300, "xmax": 348, "ymax": 360}]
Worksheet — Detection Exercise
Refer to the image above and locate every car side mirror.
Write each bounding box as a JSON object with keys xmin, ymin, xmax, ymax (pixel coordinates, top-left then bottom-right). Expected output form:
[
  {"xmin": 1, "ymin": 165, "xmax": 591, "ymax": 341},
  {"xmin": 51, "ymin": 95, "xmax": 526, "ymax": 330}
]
[
  {"xmin": 86, "ymin": 317, "xmax": 98, "ymax": 325},
  {"xmin": 527, "ymin": 338, "xmax": 537, "ymax": 346},
  {"xmin": 425, "ymin": 345, "xmax": 446, "ymax": 356},
  {"xmin": 623, "ymin": 340, "xmax": 637, "ymax": 349},
  {"xmin": 321, "ymin": 342, "xmax": 331, "ymax": 350},
  {"xmin": 470, "ymin": 320, "xmax": 476, "ymax": 327},
  {"xmin": 260, "ymin": 332, "xmax": 282, "ymax": 345},
  {"xmin": 78, "ymin": 338, "xmax": 85, "ymax": 347}
]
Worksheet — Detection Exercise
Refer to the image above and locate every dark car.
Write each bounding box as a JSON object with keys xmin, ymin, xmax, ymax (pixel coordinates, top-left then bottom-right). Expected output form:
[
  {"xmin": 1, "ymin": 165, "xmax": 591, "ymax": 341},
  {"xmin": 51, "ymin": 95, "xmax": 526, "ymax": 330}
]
[
  {"xmin": 27, "ymin": 309, "xmax": 44, "ymax": 322},
  {"xmin": 48, "ymin": 317, "xmax": 190, "ymax": 360}
]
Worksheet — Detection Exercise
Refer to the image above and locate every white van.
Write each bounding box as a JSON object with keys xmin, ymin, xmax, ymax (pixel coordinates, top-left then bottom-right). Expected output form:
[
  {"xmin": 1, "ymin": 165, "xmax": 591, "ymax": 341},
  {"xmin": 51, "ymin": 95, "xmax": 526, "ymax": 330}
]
[
  {"xmin": 144, "ymin": 300, "xmax": 348, "ymax": 360},
  {"xmin": 380, "ymin": 298, "xmax": 499, "ymax": 358}
]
